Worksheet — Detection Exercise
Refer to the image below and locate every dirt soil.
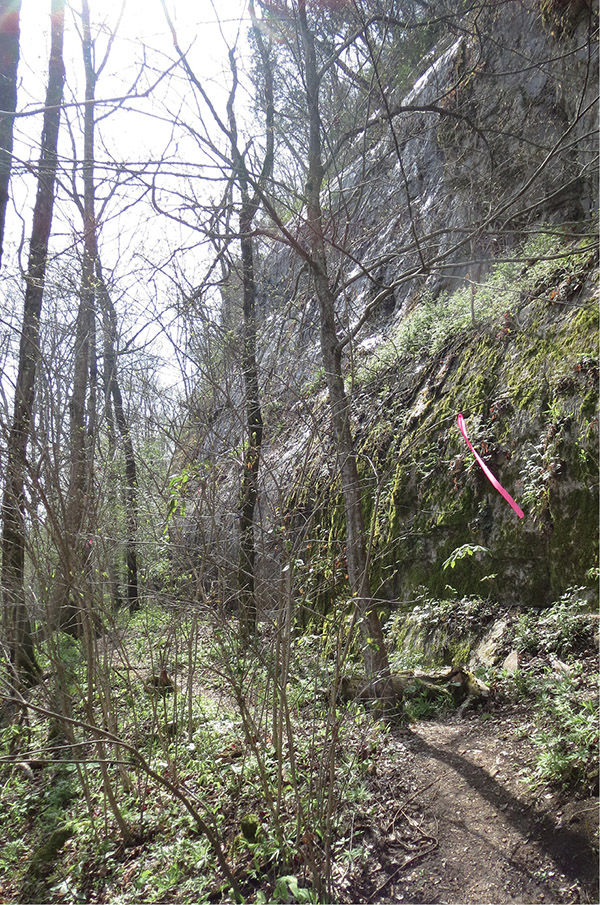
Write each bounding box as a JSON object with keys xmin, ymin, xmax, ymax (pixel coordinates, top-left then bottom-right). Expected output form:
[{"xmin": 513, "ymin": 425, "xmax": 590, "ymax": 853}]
[{"xmin": 338, "ymin": 707, "xmax": 599, "ymax": 904}]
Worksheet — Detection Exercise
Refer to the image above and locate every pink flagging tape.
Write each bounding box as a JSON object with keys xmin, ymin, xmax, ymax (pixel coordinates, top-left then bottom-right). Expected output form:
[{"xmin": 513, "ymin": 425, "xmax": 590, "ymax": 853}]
[{"xmin": 457, "ymin": 413, "xmax": 524, "ymax": 519}]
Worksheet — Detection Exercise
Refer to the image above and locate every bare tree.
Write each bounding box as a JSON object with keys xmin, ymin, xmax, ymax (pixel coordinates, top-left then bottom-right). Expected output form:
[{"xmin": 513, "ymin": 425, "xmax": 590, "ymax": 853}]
[
  {"xmin": 0, "ymin": 0, "xmax": 21, "ymax": 266},
  {"xmin": 160, "ymin": 0, "xmax": 274, "ymax": 634},
  {"xmin": 54, "ymin": 0, "xmax": 139, "ymax": 630},
  {"xmin": 97, "ymin": 258, "xmax": 139, "ymax": 612},
  {"xmin": 226, "ymin": 7, "xmax": 274, "ymax": 635},
  {"xmin": 1, "ymin": 0, "xmax": 66, "ymax": 680},
  {"xmin": 293, "ymin": 0, "xmax": 391, "ymax": 687}
]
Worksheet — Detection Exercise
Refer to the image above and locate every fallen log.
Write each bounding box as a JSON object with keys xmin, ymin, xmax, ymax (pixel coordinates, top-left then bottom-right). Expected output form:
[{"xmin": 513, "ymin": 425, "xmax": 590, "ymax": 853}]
[{"xmin": 339, "ymin": 666, "xmax": 489, "ymax": 712}]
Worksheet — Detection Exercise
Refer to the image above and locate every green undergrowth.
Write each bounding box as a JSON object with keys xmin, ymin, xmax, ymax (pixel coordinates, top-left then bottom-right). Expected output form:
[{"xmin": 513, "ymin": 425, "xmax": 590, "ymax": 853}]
[
  {"xmin": 513, "ymin": 586, "xmax": 596, "ymax": 658},
  {"xmin": 1, "ymin": 591, "xmax": 596, "ymax": 902},
  {"xmin": 488, "ymin": 591, "xmax": 597, "ymax": 794},
  {"xmin": 384, "ymin": 593, "xmax": 496, "ymax": 671},
  {"xmin": 0, "ymin": 608, "xmax": 387, "ymax": 904},
  {"xmin": 500, "ymin": 662, "xmax": 599, "ymax": 795},
  {"xmin": 384, "ymin": 588, "xmax": 598, "ymax": 793},
  {"xmin": 530, "ymin": 670, "xmax": 598, "ymax": 792},
  {"xmin": 356, "ymin": 230, "xmax": 597, "ymax": 382}
]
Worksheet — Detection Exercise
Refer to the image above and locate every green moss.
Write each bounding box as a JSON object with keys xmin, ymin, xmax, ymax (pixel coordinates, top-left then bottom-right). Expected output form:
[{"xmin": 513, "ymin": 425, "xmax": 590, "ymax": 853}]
[
  {"xmin": 447, "ymin": 638, "xmax": 472, "ymax": 666},
  {"xmin": 28, "ymin": 826, "xmax": 73, "ymax": 873},
  {"xmin": 240, "ymin": 814, "xmax": 260, "ymax": 843},
  {"xmin": 570, "ymin": 301, "xmax": 598, "ymax": 335},
  {"xmin": 375, "ymin": 291, "xmax": 597, "ymax": 602},
  {"xmin": 580, "ymin": 390, "xmax": 597, "ymax": 420},
  {"xmin": 292, "ymin": 230, "xmax": 597, "ymax": 611},
  {"xmin": 549, "ymin": 486, "xmax": 599, "ymax": 594},
  {"xmin": 387, "ymin": 464, "xmax": 414, "ymax": 545},
  {"xmin": 22, "ymin": 824, "xmax": 74, "ymax": 901},
  {"xmin": 540, "ymin": 0, "xmax": 594, "ymax": 37}
]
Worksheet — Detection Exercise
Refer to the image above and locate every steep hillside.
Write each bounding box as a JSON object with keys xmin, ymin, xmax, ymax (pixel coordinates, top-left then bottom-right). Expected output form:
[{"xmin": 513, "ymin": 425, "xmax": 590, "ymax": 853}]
[
  {"xmin": 255, "ymin": 0, "xmax": 597, "ymax": 345},
  {"xmin": 260, "ymin": 236, "xmax": 598, "ymax": 612},
  {"xmin": 179, "ymin": 1, "xmax": 599, "ymax": 611},
  {"xmin": 245, "ymin": 0, "xmax": 599, "ymax": 614}
]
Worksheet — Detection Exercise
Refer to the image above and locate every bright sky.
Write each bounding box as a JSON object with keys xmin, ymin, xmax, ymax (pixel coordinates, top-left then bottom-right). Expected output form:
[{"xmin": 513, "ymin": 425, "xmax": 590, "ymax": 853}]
[
  {"xmin": 4, "ymin": 0, "xmax": 254, "ymax": 391},
  {"xmin": 16, "ymin": 0, "xmax": 252, "ymax": 175}
]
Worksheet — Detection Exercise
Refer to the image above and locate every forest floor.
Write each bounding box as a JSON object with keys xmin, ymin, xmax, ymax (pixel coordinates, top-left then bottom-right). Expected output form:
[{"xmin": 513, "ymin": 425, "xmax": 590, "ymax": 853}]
[
  {"xmin": 0, "ymin": 606, "xmax": 597, "ymax": 905},
  {"xmin": 341, "ymin": 701, "xmax": 599, "ymax": 904}
]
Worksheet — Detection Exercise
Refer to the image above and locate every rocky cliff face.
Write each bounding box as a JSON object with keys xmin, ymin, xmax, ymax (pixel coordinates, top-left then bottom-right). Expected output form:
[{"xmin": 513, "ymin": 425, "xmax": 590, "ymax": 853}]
[
  {"xmin": 260, "ymin": 241, "xmax": 598, "ymax": 611},
  {"xmin": 257, "ymin": 0, "xmax": 597, "ymax": 339},
  {"xmin": 186, "ymin": 1, "xmax": 598, "ymax": 613},
  {"xmin": 356, "ymin": 257, "xmax": 598, "ymax": 607}
]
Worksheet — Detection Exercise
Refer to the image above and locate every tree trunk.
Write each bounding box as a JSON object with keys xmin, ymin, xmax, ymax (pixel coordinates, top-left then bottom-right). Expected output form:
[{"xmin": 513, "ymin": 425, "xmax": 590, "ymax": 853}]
[
  {"xmin": 226, "ymin": 24, "xmax": 273, "ymax": 637},
  {"xmin": 159, "ymin": 0, "xmax": 273, "ymax": 636},
  {"xmin": 111, "ymin": 365, "xmax": 139, "ymax": 612},
  {"xmin": 97, "ymin": 261, "xmax": 139, "ymax": 611},
  {"xmin": 237, "ymin": 212, "xmax": 263, "ymax": 635},
  {"xmin": 297, "ymin": 0, "xmax": 390, "ymax": 686},
  {"xmin": 0, "ymin": 0, "xmax": 21, "ymax": 267},
  {"xmin": 0, "ymin": 0, "xmax": 65, "ymax": 681},
  {"xmin": 55, "ymin": 0, "xmax": 97, "ymax": 633}
]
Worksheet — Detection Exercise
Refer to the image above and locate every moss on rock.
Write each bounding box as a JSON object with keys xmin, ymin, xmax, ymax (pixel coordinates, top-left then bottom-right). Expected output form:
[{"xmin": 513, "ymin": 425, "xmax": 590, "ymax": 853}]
[{"xmin": 286, "ymin": 235, "xmax": 597, "ymax": 616}]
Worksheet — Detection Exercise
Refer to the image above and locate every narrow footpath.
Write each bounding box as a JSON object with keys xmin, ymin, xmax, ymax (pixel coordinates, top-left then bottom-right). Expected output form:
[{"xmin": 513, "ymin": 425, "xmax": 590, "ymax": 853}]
[{"xmin": 344, "ymin": 712, "xmax": 598, "ymax": 904}]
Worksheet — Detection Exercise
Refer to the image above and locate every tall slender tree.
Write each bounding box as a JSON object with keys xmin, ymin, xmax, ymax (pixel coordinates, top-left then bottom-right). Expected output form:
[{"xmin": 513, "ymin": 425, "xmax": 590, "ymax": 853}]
[
  {"xmin": 160, "ymin": 0, "xmax": 274, "ymax": 635},
  {"xmin": 226, "ymin": 7, "xmax": 274, "ymax": 636},
  {"xmin": 54, "ymin": 0, "xmax": 98, "ymax": 633},
  {"xmin": 0, "ymin": 0, "xmax": 21, "ymax": 266},
  {"xmin": 294, "ymin": 0, "xmax": 391, "ymax": 688},
  {"xmin": 97, "ymin": 259, "xmax": 139, "ymax": 612},
  {"xmin": 55, "ymin": 0, "xmax": 138, "ymax": 629},
  {"xmin": 1, "ymin": 0, "xmax": 66, "ymax": 679}
]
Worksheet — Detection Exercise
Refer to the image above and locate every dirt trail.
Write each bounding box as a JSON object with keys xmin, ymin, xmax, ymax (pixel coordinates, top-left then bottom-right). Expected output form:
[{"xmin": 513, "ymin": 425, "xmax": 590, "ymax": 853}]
[{"xmin": 348, "ymin": 712, "xmax": 598, "ymax": 904}]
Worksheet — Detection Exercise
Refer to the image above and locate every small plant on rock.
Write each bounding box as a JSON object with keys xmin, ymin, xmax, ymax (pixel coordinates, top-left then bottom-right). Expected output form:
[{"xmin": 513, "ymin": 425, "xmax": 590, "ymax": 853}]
[
  {"xmin": 530, "ymin": 673, "xmax": 598, "ymax": 792},
  {"xmin": 514, "ymin": 589, "xmax": 595, "ymax": 658}
]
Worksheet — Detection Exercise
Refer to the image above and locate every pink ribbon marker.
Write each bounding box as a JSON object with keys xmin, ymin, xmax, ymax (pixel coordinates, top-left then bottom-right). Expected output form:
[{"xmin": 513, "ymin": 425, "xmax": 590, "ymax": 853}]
[{"xmin": 457, "ymin": 413, "xmax": 524, "ymax": 519}]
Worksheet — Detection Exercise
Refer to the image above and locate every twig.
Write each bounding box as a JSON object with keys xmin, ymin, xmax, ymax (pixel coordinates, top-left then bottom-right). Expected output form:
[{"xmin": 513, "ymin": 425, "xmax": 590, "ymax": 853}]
[
  {"xmin": 384, "ymin": 776, "xmax": 442, "ymax": 831},
  {"xmin": 368, "ymin": 840, "xmax": 439, "ymax": 901},
  {"xmin": 399, "ymin": 808, "xmax": 439, "ymax": 844}
]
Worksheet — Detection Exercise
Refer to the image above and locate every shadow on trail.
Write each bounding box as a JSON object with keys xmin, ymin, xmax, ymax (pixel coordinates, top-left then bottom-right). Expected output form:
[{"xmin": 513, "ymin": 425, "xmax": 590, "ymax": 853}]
[{"xmin": 399, "ymin": 726, "xmax": 599, "ymax": 900}]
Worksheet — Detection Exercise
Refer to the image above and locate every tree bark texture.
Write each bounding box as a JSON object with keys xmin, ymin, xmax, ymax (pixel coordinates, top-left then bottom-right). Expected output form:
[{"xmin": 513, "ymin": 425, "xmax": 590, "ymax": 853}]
[
  {"xmin": 297, "ymin": 0, "xmax": 390, "ymax": 685},
  {"xmin": 237, "ymin": 213, "xmax": 264, "ymax": 634},
  {"xmin": 0, "ymin": 0, "xmax": 21, "ymax": 267},
  {"xmin": 55, "ymin": 0, "xmax": 98, "ymax": 632},
  {"xmin": 97, "ymin": 262, "xmax": 139, "ymax": 611},
  {"xmin": 226, "ymin": 22, "xmax": 273, "ymax": 636},
  {"xmin": 0, "ymin": 0, "xmax": 65, "ymax": 680}
]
